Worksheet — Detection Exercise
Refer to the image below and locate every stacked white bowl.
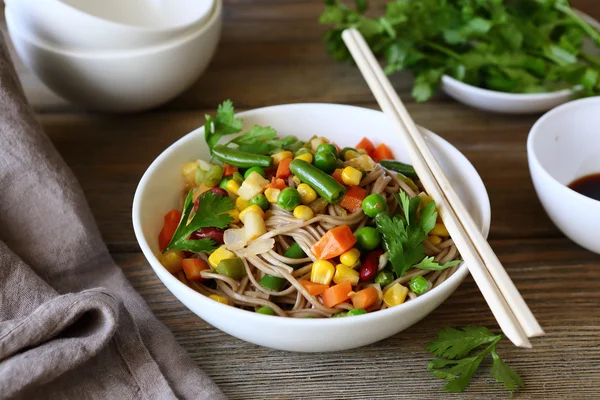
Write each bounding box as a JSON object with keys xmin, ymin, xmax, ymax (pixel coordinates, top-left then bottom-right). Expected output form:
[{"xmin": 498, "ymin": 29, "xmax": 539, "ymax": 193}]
[{"xmin": 5, "ymin": 0, "xmax": 221, "ymax": 112}]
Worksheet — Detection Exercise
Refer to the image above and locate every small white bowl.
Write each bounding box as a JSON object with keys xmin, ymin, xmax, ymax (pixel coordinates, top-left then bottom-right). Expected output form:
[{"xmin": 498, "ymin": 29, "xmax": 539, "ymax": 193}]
[
  {"xmin": 6, "ymin": 1, "xmax": 221, "ymax": 113},
  {"xmin": 528, "ymin": 96, "xmax": 600, "ymax": 254},
  {"xmin": 132, "ymin": 103, "xmax": 491, "ymax": 352},
  {"xmin": 6, "ymin": 0, "xmax": 214, "ymax": 51}
]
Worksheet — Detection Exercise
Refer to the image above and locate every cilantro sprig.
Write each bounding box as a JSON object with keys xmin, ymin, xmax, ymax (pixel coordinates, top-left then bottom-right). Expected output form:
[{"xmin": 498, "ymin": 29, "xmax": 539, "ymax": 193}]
[
  {"xmin": 163, "ymin": 190, "xmax": 234, "ymax": 253},
  {"xmin": 321, "ymin": 0, "xmax": 600, "ymax": 101},
  {"xmin": 427, "ymin": 327, "xmax": 524, "ymax": 395},
  {"xmin": 376, "ymin": 191, "xmax": 459, "ymax": 277},
  {"xmin": 204, "ymin": 100, "xmax": 305, "ymax": 156}
]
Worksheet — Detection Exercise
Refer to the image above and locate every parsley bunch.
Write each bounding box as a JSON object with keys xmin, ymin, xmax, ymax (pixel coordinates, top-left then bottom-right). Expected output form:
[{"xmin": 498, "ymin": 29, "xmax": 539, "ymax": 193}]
[
  {"xmin": 427, "ymin": 327, "xmax": 524, "ymax": 395},
  {"xmin": 321, "ymin": 0, "xmax": 600, "ymax": 101},
  {"xmin": 376, "ymin": 192, "xmax": 461, "ymax": 277}
]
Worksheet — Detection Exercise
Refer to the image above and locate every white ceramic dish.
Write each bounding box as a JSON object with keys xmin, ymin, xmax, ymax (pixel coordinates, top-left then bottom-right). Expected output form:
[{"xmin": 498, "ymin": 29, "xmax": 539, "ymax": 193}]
[
  {"xmin": 528, "ymin": 96, "xmax": 600, "ymax": 254},
  {"xmin": 132, "ymin": 103, "xmax": 491, "ymax": 352},
  {"xmin": 6, "ymin": 0, "xmax": 221, "ymax": 113},
  {"xmin": 441, "ymin": 10, "xmax": 600, "ymax": 114},
  {"xmin": 6, "ymin": 0, "xmax": 214, "ymax": 51}
]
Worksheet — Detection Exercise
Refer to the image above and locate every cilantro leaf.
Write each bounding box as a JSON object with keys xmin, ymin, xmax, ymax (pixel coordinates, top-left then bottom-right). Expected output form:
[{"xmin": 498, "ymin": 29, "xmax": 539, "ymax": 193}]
[
  {"xmin": 204, "ymin": 100, "xmax": 243, "ymax": 153},
  {"xmin": 413, "ymin": 256, "xmax": 462, "ymax": 271},
  {"xmin": 426, "ymin": 327, "xmax": 502, "ymax": 359},
  {"xmin": 427, "ymin": 327, "xmax": 522, "ymax": 395},
  {"xmin": 491, "ymin": 349, "xmax": 524, "ymax": 395},
  {"xmin": 230, "ymin": 125, "xmax": 277, "ymax": 146},
  {"xmin": 164, "ymin": 190, "xmax": 234, "ymax": 253}
]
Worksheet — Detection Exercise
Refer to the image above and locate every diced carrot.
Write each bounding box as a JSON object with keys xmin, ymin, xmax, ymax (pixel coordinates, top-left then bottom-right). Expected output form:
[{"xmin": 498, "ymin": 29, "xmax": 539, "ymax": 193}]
[
  {"xmin": 301, "ymin": 280, "xmax": 329, "ymax": 296},
  {"xmin": 322, "ymin": 280, "xmax": 353, "ymax": 308},
  {"xmin": 158, "ymin": 209, "xmax": 182, "ymax": 251},
  {"xmin": 340, "ymin": 185, "xmax": 367, "ymax": 213},
  {"xmin": 371, "ymin": 143, "xmax": 394, "ymax": 162},
  {"xmin": 276, "ymin": 157, "xmax": 293, "ymax": 179},
  {"xmin": 182, "ymin": 258, "xmax": 210, "ymax": 281},
  {"xmin": 356, "ymin": 137, "xmax": 375, "ymax": 153},
  {"xmin": 266, "ymin": 177, "xmax": 286, "ymax": 190},
  {"xmin": 332, "ymin": 168, "xmax": 344, "ymax": 185},
  {"xmin": 351, "ymin": 286, "xmax": 379, "ymax": 309},
  {"xmin": 311, "ymin": 225, "xmax": 357, "ymax": 260},
  {"xmin": 223, "ymin": 164, "xmax": 238, "ymax": 177}
]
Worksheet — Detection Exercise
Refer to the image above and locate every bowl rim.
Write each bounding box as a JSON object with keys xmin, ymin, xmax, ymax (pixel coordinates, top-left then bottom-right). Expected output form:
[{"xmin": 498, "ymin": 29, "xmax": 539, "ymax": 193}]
[
  {"xmin": 5, "ymin": 0, "xmax": 221, "ymax": 58},
  {"xmin": 441, "ymin": 75, "xmax": 573, "ymax": 100},
  {"xmin": 527, "ymin": 96, "xmax": 600, "ymax": 207},
  {"xmin": 7, "ymin": 0, "xmax": 215, "ymax": 32},
  {"xmin": 132, "ymin": 103, "xmax": 492, "ymax": 327}
]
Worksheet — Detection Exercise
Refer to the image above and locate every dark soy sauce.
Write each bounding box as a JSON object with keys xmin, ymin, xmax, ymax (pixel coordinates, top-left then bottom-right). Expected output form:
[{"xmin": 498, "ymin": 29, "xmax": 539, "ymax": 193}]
[{"xmin": 568, "ymin": 173, "xmax": 600, "ymax": 201}]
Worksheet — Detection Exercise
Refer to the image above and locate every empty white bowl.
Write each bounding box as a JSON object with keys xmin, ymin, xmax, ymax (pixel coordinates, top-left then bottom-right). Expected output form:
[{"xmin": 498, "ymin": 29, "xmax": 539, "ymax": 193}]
[
  {"xmin": 6, "ymin": 0, "xmax": 215, "ymax": 51},
  {"xmin": 132, "ymin": 103, "xmax": 491, "ymax": 352},
  {"xmin": 6, "ymin": 0, "xmax": 221, "ymax": 113},
  {"xmin": 528, "ymin": 96, "xmax": 600, "ymax": 254}
]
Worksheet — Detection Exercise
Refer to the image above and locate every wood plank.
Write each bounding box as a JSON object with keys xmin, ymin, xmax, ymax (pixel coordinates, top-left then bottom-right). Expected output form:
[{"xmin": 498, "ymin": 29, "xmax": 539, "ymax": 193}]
[{"xmin": 116, "ymin": 237, "xmax": 600, "ymax": 399}]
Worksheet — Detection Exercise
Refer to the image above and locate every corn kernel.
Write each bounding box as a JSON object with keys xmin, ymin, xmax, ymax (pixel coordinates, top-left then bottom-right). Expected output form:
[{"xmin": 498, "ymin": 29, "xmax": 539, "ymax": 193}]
[
  {"xmin": 208, "ymin": 294, "xmax": 230, "ymax": 305},
  {"xmin": 292, "ymin": 176, "xmax": 301, "ymax": 185},
  {"xmin": 272, "ymin": 151, "xmax": 293, "ymax": 166},
  {"xmin": 293, "ymin": 205, "xmax": 314, "ymax": 221},
  {"xmin": 208, "ymin": 246, "xmax": 236, "ymax": 268},
  {"xmin": 344, "ymin": 150, "xmax": 360, "ymax": 161},
  {"xmin": 236, "ymin": 196, "xmax": 250, "ymax": 211},
  {"xmin": 340, "ymin": 248, "xmax": 361, "ymax": 267},
  {"xmin": 429, "ymin": 235, "xmax": 442, "ymax": 246},
  {"xmin": 159, "ymin": 250, "xmax": 184, "ymax": 273},
  {"xmin": 239, "ymin": 205, "xmax": 265, "ymax": 223},
  {"xmin": 341, "ymin": 166, "xmax": 362, "ymax": 186},
  {"xmin": 181, "ymin": 161, "xmax": 198, "ymax": 176},
  {"xmin": 310, "ymin": 260, "xmax": 335, "ymax": 285},
  {"xmin": 297, "ymin": 183, "xmax": 317, "ymax": 205},
  {"xmin": 295, "ymin": 152, "xmax": 313, "ymax": 164},
  {"xmin": 431, "ymin": 223, "xmax": 450, "ymax": 237},
  {"xmin": 265, "ymin": 187, "xmax": 281, "ymax": 203},
  {"xmin": 418, "ymin": 193, "xmax": 433, "ymax": 207},
  {"xmin": 333, "ymin": 264, "xmax": 360, "ymax": 286},
  {"xmin": 383, "ymin": 283, "xmax": 409, "ymax": 307},
  {"xmin": 225, "ymin": 179, "xmax": 240, "ymax": 195}
]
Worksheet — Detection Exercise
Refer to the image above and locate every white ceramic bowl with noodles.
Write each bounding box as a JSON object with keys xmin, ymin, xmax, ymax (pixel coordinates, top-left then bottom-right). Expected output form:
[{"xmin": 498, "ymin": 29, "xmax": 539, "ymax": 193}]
[{"xmin": 133, "ymin": 104, "xmax": 491, "ymax": 352}]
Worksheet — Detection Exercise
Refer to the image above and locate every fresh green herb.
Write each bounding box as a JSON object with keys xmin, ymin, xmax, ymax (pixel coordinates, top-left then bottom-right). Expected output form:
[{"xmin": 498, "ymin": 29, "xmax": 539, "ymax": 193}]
[
  {"xmin": 413, "ymin": 256, "xmax": 463, "ymax": 271},
  {"xmin": 427, "ymin": 327, "xmax": 523, "ymax": 395},
  {"xmin": 164, "ymin": 190, "xmax": 234, "ymax": 253},
  {"xmin": 375, "ymin": 191, "xmax": 438, "ymax": 277},
  {"xmin": 320, "ymin": 0, "xmax": 600, "ymax": 101},
  {"xmin": 204, "ymin": 100, "xmax": 244, "ymax": 153}
]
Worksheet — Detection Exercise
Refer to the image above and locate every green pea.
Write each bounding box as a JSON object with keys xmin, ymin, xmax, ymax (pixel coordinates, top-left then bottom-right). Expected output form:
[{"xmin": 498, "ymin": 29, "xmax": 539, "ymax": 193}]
[
  {"xmin": 347, "ymin": 308, "xmax": 367, "ymax": 317},
  {"xmin": 232, "ymin": 172, "xmax": 244, "ymax": 185},
  {"xmin": 331, "ymin": 312, "xmax": 347, "ymax": 318},
  {"xmin": 219, "ymin": 177, "xmax": 232, "ymax": 190},
  {"xmin": 256, "ymin": 306, "xmax": 275, "ymax": 315},
  {"xmin": 410, "ymin": 275, "xmax": 429, "ymax": 295},
  {"xmin": 374, "ymin": 270, "xmax": 394, "ymax": 286},
  {"xmin": 316, "ymin": 143, "xmax": 338, "ymax": 158},
  {"xmin": 215, "ymin": 257, "xmax": 246, "ymax": 280},
  {"xmin": 362, "ymin": 193, "xmax": 387, "ymax": 218},
  {"xmin": 340, "ymin": 147, "xmax": 357, "ymax": 160},
  {"xmin": 355, "ymin": 226, "xmax": 381, "ymax": 251},
  {"xmin": 277, "ymin": 187, "xmax": 302, "ymax": 211},
  {"xmin": 244, "ymin": 166, "xmax": 266, "ymax": 179},
  {"xmin": 313, "ymin": 151, "xmax": 338, "ymax": 173},
  {"xmin": 259, "ymin": 274, "xmax": 286, "ymax": 291},
  {"xmin": 249, "ymin": 193, "xmax": 269, "ymax": 211}
]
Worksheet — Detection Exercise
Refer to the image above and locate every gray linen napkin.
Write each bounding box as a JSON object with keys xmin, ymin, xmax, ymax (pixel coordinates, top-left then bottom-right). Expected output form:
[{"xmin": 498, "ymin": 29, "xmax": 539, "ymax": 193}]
[{"xmin": 0, "ymin": 36, "xmax": 226, "ymax": 399}]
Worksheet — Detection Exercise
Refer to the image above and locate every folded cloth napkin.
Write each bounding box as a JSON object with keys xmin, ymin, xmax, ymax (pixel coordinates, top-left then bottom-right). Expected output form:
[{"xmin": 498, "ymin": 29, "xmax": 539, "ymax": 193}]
[{"xmin": 0, "ymin": 37, "xmax": 225, "ymax": 399}]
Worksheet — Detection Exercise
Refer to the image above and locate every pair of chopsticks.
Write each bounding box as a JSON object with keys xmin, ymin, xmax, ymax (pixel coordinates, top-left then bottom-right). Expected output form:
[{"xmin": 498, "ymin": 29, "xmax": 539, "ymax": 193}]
[{"xmin": 342, "ymin": 28, "xmax": 544, "ymax": 348}]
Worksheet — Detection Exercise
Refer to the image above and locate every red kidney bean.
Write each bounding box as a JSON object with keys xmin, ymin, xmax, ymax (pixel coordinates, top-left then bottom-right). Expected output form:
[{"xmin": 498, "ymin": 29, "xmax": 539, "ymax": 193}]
[
  {"xmin": 359, "ymin": 249, "xmax": 383, "ymax": 282},
  {"xmin": 190, "ymin": 227, "xmax": 225, "ymax": 244},
  {"xmin": 209, "ymin": 187, "xmax": 228, "ymax": 197}
]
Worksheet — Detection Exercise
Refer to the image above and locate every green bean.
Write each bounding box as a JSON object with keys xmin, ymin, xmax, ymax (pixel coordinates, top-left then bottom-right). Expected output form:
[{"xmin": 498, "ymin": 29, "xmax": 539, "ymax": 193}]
[
  {"xmin": 379, "ymin": 160, "xmax": 418, "ymax": 179},
  {"xmin": 289, "ymin": 159, "xmax": 346, "ymax": 204},
  {"xmin": 258, "ymin": 274, "xmax": 286, "ymax": 291},
  {"xmin": 212, "ymin": 145, "xmax": 273, "ymax": 168}
]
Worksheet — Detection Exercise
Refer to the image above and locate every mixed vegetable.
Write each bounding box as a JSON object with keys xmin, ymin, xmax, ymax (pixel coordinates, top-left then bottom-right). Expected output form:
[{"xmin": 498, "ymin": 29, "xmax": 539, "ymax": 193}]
[{"xmin": 156, "ymin": 100, "xmax": 461, "ymax": 317}]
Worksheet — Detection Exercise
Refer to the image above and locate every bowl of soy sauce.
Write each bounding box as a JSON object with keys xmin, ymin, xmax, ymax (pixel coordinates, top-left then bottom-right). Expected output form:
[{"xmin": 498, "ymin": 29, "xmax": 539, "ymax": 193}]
[{"xmin": 528, "ymin": 96, "xmax": 600, "ymax": 254}]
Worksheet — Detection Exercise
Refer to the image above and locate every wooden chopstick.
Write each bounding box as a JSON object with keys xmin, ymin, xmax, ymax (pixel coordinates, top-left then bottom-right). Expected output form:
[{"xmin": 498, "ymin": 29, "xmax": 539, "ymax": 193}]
[{"xmin": 342, "ymin": 28, "xmax": 543, "ymax": 347}]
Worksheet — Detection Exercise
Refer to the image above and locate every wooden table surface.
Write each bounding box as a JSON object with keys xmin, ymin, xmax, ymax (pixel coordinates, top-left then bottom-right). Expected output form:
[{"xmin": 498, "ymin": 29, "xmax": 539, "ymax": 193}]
[{"xmin": 7, "ymin": 1, "xmax": 600, "ymax": 398}]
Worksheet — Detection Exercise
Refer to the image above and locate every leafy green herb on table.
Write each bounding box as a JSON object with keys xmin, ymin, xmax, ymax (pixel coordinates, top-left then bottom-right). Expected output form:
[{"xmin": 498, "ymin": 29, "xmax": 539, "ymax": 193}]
[
  {"xmin": 376, "ymin": 191, "xmax": 460, "ymax": 277},
  {"xmin": 163, "ymin": 190, "xmax": 234, "ymax": 253},
  {"xmin": 204, "ymin": 100, "xmax": 305, "ymax": 157},
  {"xmin": 320, "ymin": 0, "xmax": 600, "ymax": 101},
  {"xmin": 427, "ymin": 327, "xmax": 524, "ymax": 395}
]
